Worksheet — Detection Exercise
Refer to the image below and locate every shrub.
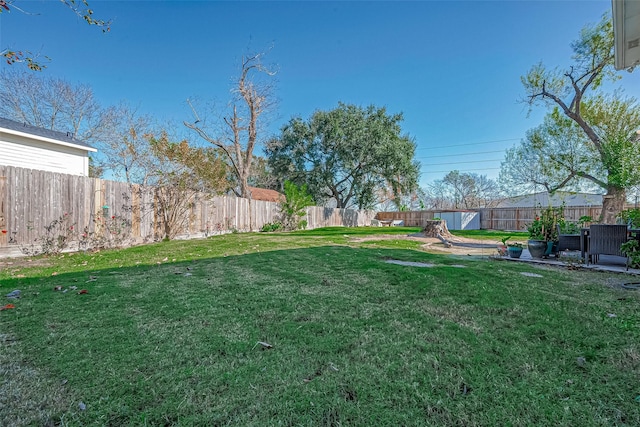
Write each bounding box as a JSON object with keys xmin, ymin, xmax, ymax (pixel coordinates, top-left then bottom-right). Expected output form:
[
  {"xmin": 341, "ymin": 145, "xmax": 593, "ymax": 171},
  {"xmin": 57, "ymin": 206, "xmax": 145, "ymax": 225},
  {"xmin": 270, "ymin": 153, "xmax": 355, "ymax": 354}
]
[
  {"xmin": 278, "ymin": 181, "xmax": 314, "ymax": 231},
  {"xmin": 558, "ymin": 215, "xmax": 592, "ymax": 234},
  {"xmin": 621, "ymin": 239, "xmax": 640, "ymax": 268},
  {"xmin": 79, "ymin": 212, "xmax": 133, "ymax": 251},
  {"xmin": 261, "ymin": 222, "xmax": 283, "ymax": 232},
  {"xmin": 617, "ymin": 209, "xmax": 640, "ymax": 228},
  {"xmin": 20, "ymin": 213, "xmax": 75, "ymax": 256}
]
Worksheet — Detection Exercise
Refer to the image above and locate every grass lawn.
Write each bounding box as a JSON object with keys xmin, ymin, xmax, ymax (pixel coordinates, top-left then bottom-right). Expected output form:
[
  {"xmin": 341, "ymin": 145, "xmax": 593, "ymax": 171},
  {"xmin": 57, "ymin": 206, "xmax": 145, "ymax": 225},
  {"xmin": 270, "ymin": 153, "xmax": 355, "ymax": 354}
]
[{"xmin": 1, "ymin": 227, "xmax": 639, "ymax": 426}]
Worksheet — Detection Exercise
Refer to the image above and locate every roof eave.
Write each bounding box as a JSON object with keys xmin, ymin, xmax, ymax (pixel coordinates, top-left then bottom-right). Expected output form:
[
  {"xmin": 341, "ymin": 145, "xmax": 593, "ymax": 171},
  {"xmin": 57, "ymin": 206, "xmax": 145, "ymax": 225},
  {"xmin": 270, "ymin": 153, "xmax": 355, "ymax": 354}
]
[{"xmin": 0, "ymin": 127, "xmax": 97, "ymax": 152}]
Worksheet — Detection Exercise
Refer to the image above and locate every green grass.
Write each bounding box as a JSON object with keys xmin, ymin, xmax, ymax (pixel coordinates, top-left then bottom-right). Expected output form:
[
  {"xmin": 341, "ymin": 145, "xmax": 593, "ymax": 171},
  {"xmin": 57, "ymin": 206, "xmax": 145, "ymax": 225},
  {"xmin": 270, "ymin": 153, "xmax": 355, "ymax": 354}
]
[{"xmin": 1, "ymin": 228, "xmax": 639, "ymax": 426}]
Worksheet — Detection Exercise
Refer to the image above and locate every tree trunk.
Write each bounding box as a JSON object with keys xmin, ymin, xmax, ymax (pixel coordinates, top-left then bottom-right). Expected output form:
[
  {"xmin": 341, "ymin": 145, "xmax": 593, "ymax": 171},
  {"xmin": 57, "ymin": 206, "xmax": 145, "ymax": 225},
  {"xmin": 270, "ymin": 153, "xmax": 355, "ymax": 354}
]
[
  {"xmin": 422, "ymin": 220, "xmax": 453, "ymax": 237},
  {"xmin": 422, "ymin": 220, "xmax": 453, "ymax": 247},
  {"xmin": 600, "ymin": 186, "xmax": 626, "ymax": 224}
]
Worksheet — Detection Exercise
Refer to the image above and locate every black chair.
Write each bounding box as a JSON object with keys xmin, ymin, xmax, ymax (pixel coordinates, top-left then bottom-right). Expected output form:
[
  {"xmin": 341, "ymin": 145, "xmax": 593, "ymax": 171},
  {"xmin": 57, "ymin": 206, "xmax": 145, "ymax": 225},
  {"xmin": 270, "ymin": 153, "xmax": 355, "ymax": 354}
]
[{"xmin": 587, "ymin": 224, "xmax": 629, "ymax": 270}]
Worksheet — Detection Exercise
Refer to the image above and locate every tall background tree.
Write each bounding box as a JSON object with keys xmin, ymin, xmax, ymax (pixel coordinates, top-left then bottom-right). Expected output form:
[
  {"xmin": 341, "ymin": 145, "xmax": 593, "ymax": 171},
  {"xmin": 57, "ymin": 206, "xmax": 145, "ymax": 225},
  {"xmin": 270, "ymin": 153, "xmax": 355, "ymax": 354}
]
[
  {"xmin": 500, "ymin": 97, "xmax": 640, "ymax": 198},
  {"xmin": 95, "ymin": 103, "xmax": 157, "ymax": 184},
  {"xmin": 184, "ymin": 52, "xmax": 276, "ymax": 200},
  {"xmin": 0, "ymin": 70, "xmax": 159, "ymax": 181},
  {"xmin": 422, "ymin": 171, "xmax": 502, "ymax": 210},
  {"xmin": 515, "ymin": 14, "xmax": 640, "ymax": 223},
  {"xmin": 0, "ymin": 69, "xmax": 115, "ymax": 163},
  {"xmin": 266, "ymin": 103, "xmax": 420, "ymax": 210}
]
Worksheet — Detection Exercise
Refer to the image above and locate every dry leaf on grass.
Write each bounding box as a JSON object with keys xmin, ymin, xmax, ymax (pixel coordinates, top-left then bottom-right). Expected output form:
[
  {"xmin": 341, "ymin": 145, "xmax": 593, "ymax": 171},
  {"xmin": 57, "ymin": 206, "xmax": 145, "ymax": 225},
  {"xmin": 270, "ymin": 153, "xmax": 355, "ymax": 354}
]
[{"xmin": 252, "ymin": 341, "xmax": 273, "ymax": 350}]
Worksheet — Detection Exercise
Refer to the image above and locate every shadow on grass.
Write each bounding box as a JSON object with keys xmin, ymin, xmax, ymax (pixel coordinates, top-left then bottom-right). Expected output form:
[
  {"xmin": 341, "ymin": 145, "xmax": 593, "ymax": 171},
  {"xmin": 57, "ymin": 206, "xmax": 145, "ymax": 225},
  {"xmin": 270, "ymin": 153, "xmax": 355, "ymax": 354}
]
[
  {"xmin": 0, "ymin": 245, "xmax": 484, "ymax": 425},
  {"xmin": 1, "ymin": 244, "xmax": 639, "ymax": 426}
]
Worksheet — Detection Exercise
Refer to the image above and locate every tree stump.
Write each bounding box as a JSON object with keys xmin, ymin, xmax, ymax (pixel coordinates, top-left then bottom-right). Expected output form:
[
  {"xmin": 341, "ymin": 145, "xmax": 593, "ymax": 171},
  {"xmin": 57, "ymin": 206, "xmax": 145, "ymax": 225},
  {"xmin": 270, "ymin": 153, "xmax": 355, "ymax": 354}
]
[{"xmin": 422, "ymin": 220, "xmax": 453, "ymax": 247}]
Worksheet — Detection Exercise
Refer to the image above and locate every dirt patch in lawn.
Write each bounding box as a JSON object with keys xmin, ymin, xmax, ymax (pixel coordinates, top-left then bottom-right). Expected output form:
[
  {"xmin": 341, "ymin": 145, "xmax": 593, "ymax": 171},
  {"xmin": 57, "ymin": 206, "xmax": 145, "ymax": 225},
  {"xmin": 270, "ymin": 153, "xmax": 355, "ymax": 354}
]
[
  {"xmin": 0, "ymin": 257, "xmax": 52, "ymax": 272},
  {"xmin": 349, "ymin": 233, "xmax": 501, "ymax": 256}
]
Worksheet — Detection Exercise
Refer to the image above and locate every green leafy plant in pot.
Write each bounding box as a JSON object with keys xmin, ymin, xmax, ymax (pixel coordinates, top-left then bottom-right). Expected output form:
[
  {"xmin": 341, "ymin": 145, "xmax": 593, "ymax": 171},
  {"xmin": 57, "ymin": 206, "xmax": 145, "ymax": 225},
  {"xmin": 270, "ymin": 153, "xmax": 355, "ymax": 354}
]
[
  {"xmin": 527, "ymin": 205, "xmax": 563, "ymax": 258},
  {"xmin": 497, "ymin": 236, "xmax": 510, "ymax": 256}
]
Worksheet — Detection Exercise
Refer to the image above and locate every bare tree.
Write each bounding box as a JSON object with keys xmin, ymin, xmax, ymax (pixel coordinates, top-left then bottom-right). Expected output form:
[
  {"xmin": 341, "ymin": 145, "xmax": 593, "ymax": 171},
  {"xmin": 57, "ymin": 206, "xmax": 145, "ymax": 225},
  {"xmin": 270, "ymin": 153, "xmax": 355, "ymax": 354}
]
[
  {"xmin": 185, "ymin": 52, "xmax": 276, "ymax": 198},
  {"xmin": 422, "ymin": 181, "xmax": 450, "ymax": 210},
  {"xmin": 95, "ymin": 103, "xmax": 157, "ymax": 184},
  {"xmin": 0, "ymin": 70, "xmax": 162, "ymax": 180},
  {"xmin": 0, "ymin": 69, "xmax": 109, "ymax": 143},
  {"xmin": 184, "ymin": 51, "xmax": 277, "ymax": 230},
  {"xmin": 423, "ymin": 171, "xmax": 503, "ymax": 210}
]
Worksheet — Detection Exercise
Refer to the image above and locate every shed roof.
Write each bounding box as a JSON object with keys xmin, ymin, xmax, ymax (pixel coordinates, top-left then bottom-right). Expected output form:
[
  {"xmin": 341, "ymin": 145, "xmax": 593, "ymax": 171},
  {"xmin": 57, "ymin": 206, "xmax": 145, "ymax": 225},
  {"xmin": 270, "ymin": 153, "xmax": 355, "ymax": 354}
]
[{"xmin": 0, "ymin": 117, "xmax": 96, "ymax": 152}]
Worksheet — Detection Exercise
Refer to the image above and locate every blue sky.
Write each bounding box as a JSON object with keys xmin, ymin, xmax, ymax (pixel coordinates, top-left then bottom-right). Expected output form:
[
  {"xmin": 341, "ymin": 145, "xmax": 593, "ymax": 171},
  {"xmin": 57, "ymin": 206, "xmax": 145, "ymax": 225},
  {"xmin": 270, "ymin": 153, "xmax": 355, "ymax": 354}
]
[{"xmin": 2, "ymin": 0, "xmax": 639, "ymax": 188}]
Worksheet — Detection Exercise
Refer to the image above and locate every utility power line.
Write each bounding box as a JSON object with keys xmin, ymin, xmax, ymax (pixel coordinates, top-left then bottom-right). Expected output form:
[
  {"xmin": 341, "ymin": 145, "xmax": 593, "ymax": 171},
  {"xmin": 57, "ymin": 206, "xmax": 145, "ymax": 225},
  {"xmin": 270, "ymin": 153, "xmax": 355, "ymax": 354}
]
[
  {"xmin": 419, "ymin": 138, "xmax": 520, "ymax": 150},
  {"xmin": 416, "ymin": 149, "xmax": 506, "ymax": 159},
  {"xmin": 421, "ymin": 158, "xmax": 502, "ymax": 166},
  {"xmin": 423, "ymin": 167, "xmax": 502, "ymax": 174}
]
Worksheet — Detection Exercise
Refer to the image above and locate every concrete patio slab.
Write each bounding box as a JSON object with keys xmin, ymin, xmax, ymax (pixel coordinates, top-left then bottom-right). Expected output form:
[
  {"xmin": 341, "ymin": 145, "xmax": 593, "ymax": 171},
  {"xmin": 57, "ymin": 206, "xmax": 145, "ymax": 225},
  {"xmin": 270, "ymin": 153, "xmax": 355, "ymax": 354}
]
[{"xmin": 498, "ymin": 249, "xmax": 640, "ymax": 275}]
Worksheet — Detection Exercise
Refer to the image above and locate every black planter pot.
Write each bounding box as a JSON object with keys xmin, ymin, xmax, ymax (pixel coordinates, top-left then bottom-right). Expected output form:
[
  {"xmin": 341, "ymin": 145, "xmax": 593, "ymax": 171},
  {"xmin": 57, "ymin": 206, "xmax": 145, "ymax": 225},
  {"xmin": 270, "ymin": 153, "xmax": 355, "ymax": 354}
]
[{"xmin": 527, "ymin": 240, "xmax": 547, "ymax": 259}]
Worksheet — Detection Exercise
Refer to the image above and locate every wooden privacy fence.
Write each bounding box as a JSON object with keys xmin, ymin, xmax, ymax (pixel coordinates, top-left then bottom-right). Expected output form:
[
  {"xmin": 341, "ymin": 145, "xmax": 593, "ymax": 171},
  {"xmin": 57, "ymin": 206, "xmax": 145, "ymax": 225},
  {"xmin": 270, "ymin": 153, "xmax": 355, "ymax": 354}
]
[
  {"xmin": 476, "ymin": 207, "xmax": 604, "ymax": 231},
  {"xmin": 0, "ymin": 165, "xmax": 375, "ymax": 256},
  {"xmin": 377, "ymin": 206, "xmax": 636, "ymax": 231},
  {"xmin": 375, "ymin": 210, "xmax": 437, "ymax": 226}
]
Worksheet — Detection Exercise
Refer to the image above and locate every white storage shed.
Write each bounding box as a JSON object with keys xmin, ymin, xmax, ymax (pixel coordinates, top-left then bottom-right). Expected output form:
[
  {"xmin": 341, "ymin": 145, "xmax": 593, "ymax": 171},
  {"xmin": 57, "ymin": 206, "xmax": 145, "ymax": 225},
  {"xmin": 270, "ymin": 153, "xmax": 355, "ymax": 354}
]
[{"xmin": 433, "ymin": 211, "xmax": 480, "ymax": 230}]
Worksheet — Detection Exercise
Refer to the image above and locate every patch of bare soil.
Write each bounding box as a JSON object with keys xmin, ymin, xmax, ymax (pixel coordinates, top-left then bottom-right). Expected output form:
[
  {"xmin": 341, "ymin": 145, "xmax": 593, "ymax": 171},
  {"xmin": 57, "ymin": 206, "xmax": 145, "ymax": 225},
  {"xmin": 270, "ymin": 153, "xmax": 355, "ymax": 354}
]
[
  {"xmin": 349, "ymin": 233, "xmax": 500, "ymax": 256},
  {"xmin": 0, "ymin": 257, "xmax": 52, "ymax": 271}
]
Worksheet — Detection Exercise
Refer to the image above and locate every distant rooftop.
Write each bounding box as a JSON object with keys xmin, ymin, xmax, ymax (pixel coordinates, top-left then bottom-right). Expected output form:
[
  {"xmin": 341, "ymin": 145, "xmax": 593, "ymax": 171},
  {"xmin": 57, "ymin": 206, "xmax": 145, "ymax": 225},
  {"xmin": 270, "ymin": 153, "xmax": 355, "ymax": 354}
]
[
  {"xmin": 497, "ymin": 191, "xmax": 603, "ymax": 208},
  {"xmin": 0, "ymin": 117, "xmax": 95, "ymax": 151},
  {"xmin": 248, "ymin": 186, "xmax": 285, "ymax": 202}
]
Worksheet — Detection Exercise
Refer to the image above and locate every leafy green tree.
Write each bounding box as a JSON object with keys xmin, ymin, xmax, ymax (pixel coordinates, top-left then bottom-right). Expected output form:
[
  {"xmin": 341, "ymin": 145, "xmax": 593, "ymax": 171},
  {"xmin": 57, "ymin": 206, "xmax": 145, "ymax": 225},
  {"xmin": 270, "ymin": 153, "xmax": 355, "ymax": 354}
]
[
  {"xmin": 266, "ymin": 103, "xmax": 420, "ymax": 209},
  {"xmin": 501, "ymin": 95, "xmax": 640, "ymax": 217},
  {"xmin": 278, "ymin": 181, "xmax": 314, "ymax": 231},
  {"xmin": 518, "ymin": 14, "xmax": 640, "ymax": 223}
]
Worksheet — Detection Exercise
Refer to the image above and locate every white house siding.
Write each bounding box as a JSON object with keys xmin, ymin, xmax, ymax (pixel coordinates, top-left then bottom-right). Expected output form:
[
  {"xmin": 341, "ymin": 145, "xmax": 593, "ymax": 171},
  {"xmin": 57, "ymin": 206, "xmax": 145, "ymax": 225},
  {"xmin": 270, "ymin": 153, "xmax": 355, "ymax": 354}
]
[{"xmin": 0, "ymin": 131, "xmax": 90, "ymax": 176}]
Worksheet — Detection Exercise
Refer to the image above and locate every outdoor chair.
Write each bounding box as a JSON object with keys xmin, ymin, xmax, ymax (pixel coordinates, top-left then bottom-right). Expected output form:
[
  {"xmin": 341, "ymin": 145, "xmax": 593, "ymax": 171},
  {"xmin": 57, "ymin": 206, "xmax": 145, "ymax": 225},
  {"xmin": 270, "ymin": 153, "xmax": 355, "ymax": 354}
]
[
  {"xmin": 587, "ymin": 224, "xmax": 629, "ymax": 270},
  {"xmin": 556, "ymin": 225, "xmax": 581, "ymax": 251}
]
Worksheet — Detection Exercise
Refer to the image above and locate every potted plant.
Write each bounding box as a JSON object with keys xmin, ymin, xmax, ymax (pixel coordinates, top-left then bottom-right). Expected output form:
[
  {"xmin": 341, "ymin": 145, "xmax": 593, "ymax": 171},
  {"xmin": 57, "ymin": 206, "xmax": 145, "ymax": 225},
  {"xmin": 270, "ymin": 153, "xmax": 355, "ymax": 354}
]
[
  {"xmin": 507, "ymin": 242, "xmax": 524, "ymax": 258},
  {"xmin": 497, "ymin": 236, "xmax": 510, "ymax": 256},
  {"xmin": 621, "ymin": 239, "xmax": 640, "ymax": 269},
  {"xmin": 527, "ymin": 205, "xmax": 563, "ymax": 258}
]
